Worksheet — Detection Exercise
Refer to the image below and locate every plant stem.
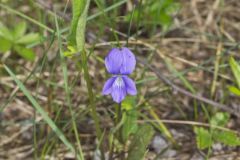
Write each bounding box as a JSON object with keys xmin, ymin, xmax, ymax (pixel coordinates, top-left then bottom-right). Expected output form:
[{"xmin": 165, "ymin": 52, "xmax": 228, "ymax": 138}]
[
  {"xmin": 55, "ymin": 15, "xmax": 84, "ymax": 159},
  {"xmin": 115, "ymin": 103, "xmax": 122, "ymax": 142},
  {"xmin": 80, "ymin": 49, "xmax": 104, "ymax": 159},
  {"xmin": 115, "ymin": 103, "xmax": 121, "ymax": 124}
]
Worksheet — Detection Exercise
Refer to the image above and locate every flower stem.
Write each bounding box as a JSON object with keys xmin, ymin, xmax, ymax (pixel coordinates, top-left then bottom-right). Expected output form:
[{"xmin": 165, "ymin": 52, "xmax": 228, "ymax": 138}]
[
  {"xmin": 116, "ymin": 103, "xmax": 122, "ymax": 124},
  {"xmin": 115, "ymin": 103, "xmax": 122, "ymax": 141}
]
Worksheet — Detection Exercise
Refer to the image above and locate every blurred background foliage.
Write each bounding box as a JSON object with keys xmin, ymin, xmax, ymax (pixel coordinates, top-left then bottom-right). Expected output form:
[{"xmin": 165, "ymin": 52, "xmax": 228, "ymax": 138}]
[{"xmin": 0, "ymin": 0, "xmax": 240, "ymax": 159}]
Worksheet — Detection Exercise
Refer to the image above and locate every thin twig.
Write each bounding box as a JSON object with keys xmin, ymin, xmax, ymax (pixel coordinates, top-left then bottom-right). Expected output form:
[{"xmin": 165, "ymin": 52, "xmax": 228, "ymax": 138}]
[
  {"xmin": 137, "ymin": 57, "xmax": 240, "ymax": 118},
  {"xmin": 138, "ymin": 119, "xmax": 237, "ymax": 133}
]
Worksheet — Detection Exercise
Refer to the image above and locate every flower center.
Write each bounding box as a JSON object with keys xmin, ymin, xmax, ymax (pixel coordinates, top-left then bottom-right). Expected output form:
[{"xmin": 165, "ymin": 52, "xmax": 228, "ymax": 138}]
[{"xmin": 114, "ymin": 76, "xmax": 124, "ymax": 88}]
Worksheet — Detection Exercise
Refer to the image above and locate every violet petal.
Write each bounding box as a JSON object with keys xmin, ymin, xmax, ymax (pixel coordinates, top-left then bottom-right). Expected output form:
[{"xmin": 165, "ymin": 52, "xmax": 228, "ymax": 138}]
[
  {"xmin": 111, "ymin": 76, "xmax": 127, "ymax": 103},
  {"xmin": 122, "ymin": 75, "xmax": 137, "ymax": 95},
  {"xmin": 102, "ymin": 76, "xmax": 116, "ymax": 95},
  {"xmin": 105, "ymin": 48, "xmax": 123, "ymax": 74},
  {"xmin": 120, "ymin": 47, "xmax": 136, "ymax": 75}
]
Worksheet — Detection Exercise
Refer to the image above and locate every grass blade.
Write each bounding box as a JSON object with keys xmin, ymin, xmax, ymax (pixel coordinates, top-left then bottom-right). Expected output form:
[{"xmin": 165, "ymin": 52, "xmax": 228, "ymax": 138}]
[
  {"xmin": 4, "ymin": 65, "xmax": 79, "ymax": 159},
  {"xmin": 229, "ymin": 57, "xmax": 240, "ymax": 88},
  {"xmin": 55, "ymin": 14, "xmax": 85, "ymax": 160}
]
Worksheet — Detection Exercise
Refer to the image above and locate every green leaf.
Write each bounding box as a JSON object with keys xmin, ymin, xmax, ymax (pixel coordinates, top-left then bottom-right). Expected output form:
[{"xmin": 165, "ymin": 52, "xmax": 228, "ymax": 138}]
[
  {"xmin": 13, "ymin": 21, "xmax": 26, "ymax": 39},
  {"xmin": 127, "ymin": 124, "xmax": 154, "ymax": 160},
  {"xmin": 121, "ymin": 97, "xmax": 138, "ymax": 143},
  {"xmin": 3, "ymin": 65, "xmax": 77, "ymax": 157},
  {"xmin": 121, "ymin": 110, "xmax": 138, "ymax": 143},
  {"xmin": 195, "ymin": 112, "xmax": 239, "ymax": 149},
  {"xmin": 122, "ymin": 96, "xmax": 136, "ymax": 111},
  {"xmin": 16, "ymin": 33, "xmax": 40, "ymax": 44},
  {"xmin": 160, "ymin": 0, "xmax": 174, "ymax": 10},
  {"xmin": 64, "ymin": 45, "xmax": 77, "ymax": 57},
  {"xmin": 210, "ymin": 112, "xmax": 229, "ymax": 127},
  {"xmin": 229, "ymin": 57, "xmax": 240, "ymax": 88},
  {"xmin": 76, "ymin": 0, "xmax": 90, "ymax": 52},
  {"xmin": 0, "ymin": 22, "xmax": 13, "ymax": 40},
  {"xmin": 194, "ymin": 127, "xmax": 212, "ymax": 149},
  {"xmin": 0, "ymin": 37, "xmax": 12, "ymax": 52},
  {"xmin": 166, "ymin": 2, "xmax": 180, "ymax": 15},
  {"xmin": 228, "ymin": 85, "xmax": 240, "ymax": 96},
  {"xmin": 158, "ymin": 12, "xmax": 172, "ymax": 32},
  {"xmin": 214, "ymin": 131, "xmax": 240, "ymax": 146},
  {"xmin": 159, "ymin": 12, "xmax": 171, "ymax": 25},
  {"xmin": 14, "ymin": 45, "xmax": 35, "ymax": 61},
  {"xmin": 68, "ymin": 0, "xmax": 87, "ymax": 46}
]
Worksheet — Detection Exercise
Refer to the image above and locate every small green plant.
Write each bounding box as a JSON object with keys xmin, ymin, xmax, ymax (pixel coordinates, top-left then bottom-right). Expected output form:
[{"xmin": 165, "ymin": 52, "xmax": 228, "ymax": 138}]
[
  {"xmin": 228, "ymin": 57, "xmax": 240, "ymax": 96},
  {"xmin": 0, "ymin": 21, "xmax": 40, "ymax": 61},
  {"xmin": 126, "ymin": 124, "xmax": 154, "ymax": 160},
  {"xmin": 194, "ymin": 112, "xmax": 240, "ymax": 150},
  {"xmin": 129, "ymin": 0, "xmax": 180, "ymax": 33},
  {"xmin": 195, "ymin": 57, "xmax": 240, "ymax": 151}
]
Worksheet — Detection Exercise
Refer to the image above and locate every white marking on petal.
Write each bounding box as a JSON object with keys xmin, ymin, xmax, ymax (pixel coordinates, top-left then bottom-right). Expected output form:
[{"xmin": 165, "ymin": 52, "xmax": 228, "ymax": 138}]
[{"xmin": 113, "ymin": 76, "xmax": 124, "ymax": 88}]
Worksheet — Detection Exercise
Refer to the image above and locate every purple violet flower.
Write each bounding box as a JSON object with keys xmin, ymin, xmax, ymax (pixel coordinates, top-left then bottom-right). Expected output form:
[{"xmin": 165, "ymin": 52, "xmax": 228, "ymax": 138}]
[{"xmin": 102, "ymin": 47, "xmax": 137, "ymax": 103}]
